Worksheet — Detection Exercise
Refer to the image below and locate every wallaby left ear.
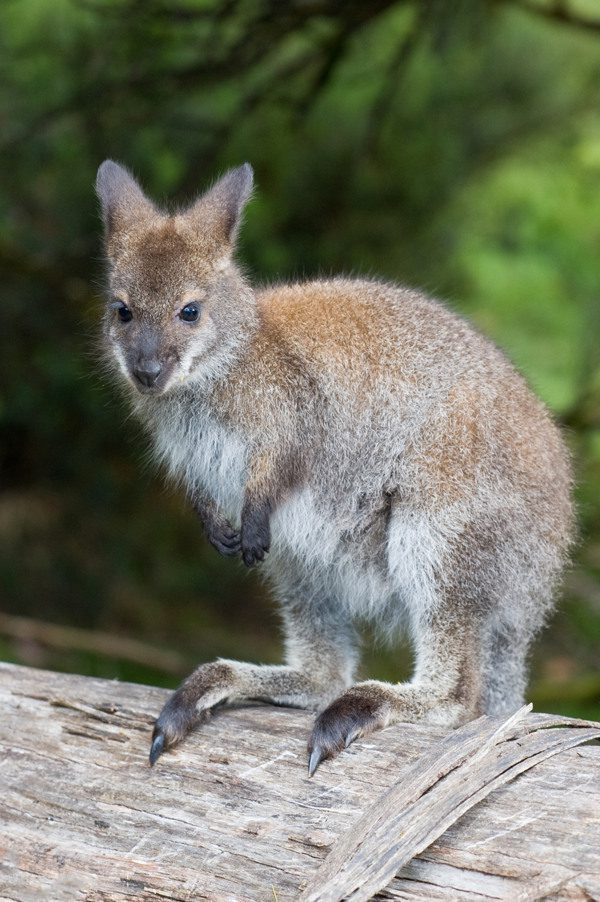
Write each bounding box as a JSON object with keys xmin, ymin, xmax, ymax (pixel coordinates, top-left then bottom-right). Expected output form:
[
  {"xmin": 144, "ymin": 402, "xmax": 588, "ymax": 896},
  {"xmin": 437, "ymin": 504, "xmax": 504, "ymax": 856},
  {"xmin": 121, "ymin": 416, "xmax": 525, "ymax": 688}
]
[
  {"xmin": 96, "ymin": 159, "xmax": 157, "ymax": 245},
  {"xmin": 187, "ymin": 163, "xmax": 254, "ymax": 247}
]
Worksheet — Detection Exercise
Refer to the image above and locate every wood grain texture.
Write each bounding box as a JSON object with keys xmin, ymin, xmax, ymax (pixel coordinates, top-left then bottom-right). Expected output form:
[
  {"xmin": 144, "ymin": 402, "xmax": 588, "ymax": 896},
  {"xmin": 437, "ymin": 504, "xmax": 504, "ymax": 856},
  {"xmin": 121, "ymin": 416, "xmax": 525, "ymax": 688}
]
[
  {"xmin": 302, "ymin": 707, "xmax": 600, "ymax": 901},
  {"xmin": 0, "ymin": 663, "xmax": 598, "ymax": 902}
]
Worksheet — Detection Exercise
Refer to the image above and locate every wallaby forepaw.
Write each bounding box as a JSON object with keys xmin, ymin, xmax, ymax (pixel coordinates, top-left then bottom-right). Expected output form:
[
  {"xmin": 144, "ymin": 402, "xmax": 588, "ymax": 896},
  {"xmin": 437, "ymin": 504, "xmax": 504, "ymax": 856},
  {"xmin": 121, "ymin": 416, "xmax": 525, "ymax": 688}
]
[
  {"xmin": 307, "ymin": 684, "xmax": 390, "ymax": 776},
  {"xmin": 206, "ymin": 520, "xmax": 241, "ymax": 557},
  {"xmin": 241, "ymin": 504, "xmax": 271, "ymax": 567},
  {"xmin": 149, "ymin": 662, "xmax": 235, "ymax": 765}
]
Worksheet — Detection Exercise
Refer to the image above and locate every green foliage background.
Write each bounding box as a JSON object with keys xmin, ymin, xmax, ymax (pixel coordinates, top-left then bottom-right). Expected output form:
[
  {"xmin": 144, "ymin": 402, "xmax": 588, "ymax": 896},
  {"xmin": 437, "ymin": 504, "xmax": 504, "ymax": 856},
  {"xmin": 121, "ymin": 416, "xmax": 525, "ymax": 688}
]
[{"xmin": 1, "ymin": 0, "xmax": 599, "ymax": 718}]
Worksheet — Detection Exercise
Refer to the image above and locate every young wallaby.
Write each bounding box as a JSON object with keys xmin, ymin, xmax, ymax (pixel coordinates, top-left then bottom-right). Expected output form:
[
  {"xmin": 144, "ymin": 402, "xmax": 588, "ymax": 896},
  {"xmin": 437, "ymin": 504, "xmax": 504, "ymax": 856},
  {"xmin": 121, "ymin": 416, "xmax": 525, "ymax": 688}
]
[{"xmin": 96, "ymin": 160, "xmax": 573, "ymax": 775}]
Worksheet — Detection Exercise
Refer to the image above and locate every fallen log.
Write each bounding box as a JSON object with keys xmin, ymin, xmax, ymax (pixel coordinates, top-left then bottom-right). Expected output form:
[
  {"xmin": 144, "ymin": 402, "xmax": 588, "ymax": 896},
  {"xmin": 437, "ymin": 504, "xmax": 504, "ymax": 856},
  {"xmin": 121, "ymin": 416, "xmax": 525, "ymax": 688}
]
[{"xmin": 0, "ymin": 662, "xmax": 598, "ymax": 901}]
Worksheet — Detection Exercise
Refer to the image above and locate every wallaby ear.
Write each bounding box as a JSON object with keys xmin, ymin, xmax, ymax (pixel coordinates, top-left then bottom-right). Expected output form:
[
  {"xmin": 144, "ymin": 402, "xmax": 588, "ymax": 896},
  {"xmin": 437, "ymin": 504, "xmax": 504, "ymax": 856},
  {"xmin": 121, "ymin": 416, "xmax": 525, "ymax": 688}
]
[
  {"xmin": 187, "ymin": 163, "xmax": 254, "ymax": 248},
  {"xmin": 96, "ymin": 160, "xmax": 156, "ymax": 244}
]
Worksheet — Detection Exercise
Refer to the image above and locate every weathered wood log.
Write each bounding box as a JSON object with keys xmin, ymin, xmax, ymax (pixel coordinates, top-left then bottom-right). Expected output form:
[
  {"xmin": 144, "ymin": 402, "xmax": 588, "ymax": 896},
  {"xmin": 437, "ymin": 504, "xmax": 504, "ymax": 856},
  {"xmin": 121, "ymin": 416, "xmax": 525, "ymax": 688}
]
[{"xmin": 1, "ymin": 662, "xmax": 599, "ymax": 901}]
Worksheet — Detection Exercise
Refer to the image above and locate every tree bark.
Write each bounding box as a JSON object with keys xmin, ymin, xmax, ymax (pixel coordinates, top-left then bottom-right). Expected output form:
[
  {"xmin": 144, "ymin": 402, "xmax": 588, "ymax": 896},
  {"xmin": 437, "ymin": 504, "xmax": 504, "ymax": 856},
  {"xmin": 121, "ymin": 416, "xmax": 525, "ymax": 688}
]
[{"xmin": 1, "ymin": 663, "xmax": 599, "ymax": 901}]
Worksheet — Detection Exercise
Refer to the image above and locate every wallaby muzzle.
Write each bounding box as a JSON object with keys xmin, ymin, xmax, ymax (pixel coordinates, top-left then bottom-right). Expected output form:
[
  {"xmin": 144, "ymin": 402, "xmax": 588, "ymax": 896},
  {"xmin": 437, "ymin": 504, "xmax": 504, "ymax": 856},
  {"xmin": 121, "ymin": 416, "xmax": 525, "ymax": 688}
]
[{"xmin": 128, "ymin": 333, "xmax": 175, "ymax": 394}]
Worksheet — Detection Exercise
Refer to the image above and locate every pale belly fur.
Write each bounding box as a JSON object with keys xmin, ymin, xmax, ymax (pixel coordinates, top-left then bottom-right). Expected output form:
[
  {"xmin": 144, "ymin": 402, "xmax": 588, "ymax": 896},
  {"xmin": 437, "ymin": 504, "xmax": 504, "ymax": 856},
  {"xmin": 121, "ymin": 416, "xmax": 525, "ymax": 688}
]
[{"xmin": 154, "ymin": 410, "xmax": 456, "ymax": 634}]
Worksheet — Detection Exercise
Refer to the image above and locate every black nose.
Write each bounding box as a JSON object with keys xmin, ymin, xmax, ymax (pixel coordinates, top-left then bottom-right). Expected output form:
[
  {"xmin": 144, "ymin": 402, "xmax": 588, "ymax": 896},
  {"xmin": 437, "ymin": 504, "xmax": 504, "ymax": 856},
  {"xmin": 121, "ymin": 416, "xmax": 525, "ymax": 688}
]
[{"xmin": 133, "ymin": 362, "xmax": 162, "ymax": 387}]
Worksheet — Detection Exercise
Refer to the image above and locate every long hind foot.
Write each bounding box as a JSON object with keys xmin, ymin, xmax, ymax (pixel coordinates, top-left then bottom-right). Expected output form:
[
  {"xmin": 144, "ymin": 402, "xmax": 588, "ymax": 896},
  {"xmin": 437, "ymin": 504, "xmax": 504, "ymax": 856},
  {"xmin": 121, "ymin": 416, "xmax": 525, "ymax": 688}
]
[
  {"xmin": 150, "ymin": 661, "xmax": 237, "ymax": 764},
  {"xmin": 149, "ymin": 657, "xmax": 352, "ymax": 766}
]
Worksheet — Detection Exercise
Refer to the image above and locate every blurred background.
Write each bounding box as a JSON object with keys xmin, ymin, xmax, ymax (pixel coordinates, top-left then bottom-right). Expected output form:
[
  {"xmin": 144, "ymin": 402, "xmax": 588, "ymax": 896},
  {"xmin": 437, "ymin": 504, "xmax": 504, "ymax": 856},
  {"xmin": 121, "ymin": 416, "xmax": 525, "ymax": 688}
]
[{"xmin": 1, "ymin": 0, "xmax": 599, "ymax": 719}]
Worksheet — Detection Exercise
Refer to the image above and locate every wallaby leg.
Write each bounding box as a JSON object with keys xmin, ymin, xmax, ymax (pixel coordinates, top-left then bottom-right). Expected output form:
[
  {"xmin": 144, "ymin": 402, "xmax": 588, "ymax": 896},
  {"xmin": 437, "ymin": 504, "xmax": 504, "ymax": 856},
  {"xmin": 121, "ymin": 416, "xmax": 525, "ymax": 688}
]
[
  {"xmin": 150, "ymin": 577, "xmax": 358, "ymax": 764},
  {"xmin": 481, "ymin": 618, "xmax": 532, "ymax": 715},
  {"xmin": 307, "ymin": 605, "xmax": 484, "ymax": 776}
]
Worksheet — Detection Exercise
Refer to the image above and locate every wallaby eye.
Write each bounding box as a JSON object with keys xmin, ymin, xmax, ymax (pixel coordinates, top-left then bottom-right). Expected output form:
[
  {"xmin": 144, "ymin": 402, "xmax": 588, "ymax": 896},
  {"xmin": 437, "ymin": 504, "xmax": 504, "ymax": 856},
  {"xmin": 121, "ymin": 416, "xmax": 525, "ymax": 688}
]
[
  {"xmin": 179, "ymin": 303, "xmax": 200, "ymax": 323},
  {"xmin": 118, "ymin": 305, "xmax": 133, "ymax": 323},
  {"xmin": 111, "ymin": 300, "xmax": 133, "ymax": 323}
]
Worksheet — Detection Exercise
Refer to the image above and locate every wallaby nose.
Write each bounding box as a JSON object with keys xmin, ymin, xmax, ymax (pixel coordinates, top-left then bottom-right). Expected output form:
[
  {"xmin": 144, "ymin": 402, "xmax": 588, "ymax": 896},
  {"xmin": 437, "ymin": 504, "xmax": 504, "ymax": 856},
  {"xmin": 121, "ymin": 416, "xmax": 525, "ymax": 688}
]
[{"xmin": 133, "ymin": 361, "xmax": 162, "ymax": 388}]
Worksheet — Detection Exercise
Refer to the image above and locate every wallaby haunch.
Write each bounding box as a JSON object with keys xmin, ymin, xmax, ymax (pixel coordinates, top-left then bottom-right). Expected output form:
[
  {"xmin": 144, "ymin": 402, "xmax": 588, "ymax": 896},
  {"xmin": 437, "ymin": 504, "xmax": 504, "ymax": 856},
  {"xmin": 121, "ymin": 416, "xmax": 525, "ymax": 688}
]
[{"xmin": 96, "ymin": 160, "xmax": 573, "ymax": 775}]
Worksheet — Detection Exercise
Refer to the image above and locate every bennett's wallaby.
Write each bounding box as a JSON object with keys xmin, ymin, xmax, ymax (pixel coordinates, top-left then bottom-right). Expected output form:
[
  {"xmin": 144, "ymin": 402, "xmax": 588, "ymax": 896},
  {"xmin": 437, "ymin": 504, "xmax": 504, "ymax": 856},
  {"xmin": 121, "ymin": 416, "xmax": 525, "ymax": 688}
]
[{"xmin": 96, "ymin": 160, "xmax": 573, "ymax": 775}]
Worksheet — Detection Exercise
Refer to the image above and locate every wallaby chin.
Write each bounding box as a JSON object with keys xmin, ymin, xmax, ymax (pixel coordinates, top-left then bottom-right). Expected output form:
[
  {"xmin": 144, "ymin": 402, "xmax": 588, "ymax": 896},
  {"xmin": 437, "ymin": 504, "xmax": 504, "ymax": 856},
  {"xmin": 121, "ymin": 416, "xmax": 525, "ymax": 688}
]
[{"xmin": 96, "ymin": 161, "xmax": 573, "ymax": 774}]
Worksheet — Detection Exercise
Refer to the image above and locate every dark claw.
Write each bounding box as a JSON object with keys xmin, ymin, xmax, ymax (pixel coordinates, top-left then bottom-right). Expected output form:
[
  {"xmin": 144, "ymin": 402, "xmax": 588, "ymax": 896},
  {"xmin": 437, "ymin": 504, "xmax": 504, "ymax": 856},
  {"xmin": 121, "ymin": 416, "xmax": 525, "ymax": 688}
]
[
  {"xmin": 344, "ymin": 727, "xmax": 361, "ymax": 748},
  {"xmin": 242, "ymin": 545, "xmax": 267, "ymax": 567},
  {"xmin": 308, "ymin": 746, "xmax": 325, "ymax": 778},
  {"xmin": 149, "ymin": 731, "xmax": 165, "ymax": 766}
]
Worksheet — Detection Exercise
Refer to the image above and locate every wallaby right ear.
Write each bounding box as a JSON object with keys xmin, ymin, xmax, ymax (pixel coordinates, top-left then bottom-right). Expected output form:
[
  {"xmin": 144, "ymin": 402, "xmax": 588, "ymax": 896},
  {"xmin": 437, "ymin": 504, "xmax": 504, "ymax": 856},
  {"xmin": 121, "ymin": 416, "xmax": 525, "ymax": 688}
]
[
  {"xmin": 186, "ymin": 163, "xmax": 254, "ymax": 249},
  {"xmin": 96, "ymin": 160, "xmax": 156, "ymax": 246}
]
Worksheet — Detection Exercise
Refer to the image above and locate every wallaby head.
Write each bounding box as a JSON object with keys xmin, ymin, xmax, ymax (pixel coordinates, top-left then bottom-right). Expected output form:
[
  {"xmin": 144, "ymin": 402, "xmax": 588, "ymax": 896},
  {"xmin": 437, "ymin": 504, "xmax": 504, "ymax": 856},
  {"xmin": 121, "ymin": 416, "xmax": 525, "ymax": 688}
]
[{"xmin": 96, "ymin": 160, "xmax": 254, "ymax": 395}]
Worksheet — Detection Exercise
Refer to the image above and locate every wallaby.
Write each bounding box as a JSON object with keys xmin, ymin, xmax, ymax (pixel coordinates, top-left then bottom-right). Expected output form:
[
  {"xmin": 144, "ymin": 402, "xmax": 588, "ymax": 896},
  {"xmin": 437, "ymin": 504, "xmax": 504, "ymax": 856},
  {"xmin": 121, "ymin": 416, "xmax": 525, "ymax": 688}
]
[{"xmin": 96, "ymin": 160, "xmax": 573, "ymax": 775}]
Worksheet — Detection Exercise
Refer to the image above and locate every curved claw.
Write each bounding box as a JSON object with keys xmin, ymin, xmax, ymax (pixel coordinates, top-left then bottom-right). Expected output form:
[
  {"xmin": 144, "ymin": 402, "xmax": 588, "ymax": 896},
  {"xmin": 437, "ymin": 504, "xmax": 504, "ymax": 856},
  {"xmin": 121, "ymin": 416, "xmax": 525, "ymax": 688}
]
[
  {"xmin": 149, "ymin": 731, "xmax": 165, "ymax": 766},
  {"xmin": 308, "ymin": 745, "xmax": 326, "ymax": 778},
  {"xmin": 344, "ymin": 727, "xmax": 361, "ymax": 748}
]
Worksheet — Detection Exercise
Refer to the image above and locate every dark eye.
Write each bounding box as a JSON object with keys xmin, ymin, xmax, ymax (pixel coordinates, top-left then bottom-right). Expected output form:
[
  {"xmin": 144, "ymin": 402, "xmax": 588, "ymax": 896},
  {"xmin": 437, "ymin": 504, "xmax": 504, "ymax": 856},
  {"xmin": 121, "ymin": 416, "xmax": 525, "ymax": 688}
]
[
  {"xmin": 179, "ymin": 303, "xmax": 200, "ymax": 323},
  {"xmin": 114, "ymin": 302, "xmax": 132, "ymax": 323}
]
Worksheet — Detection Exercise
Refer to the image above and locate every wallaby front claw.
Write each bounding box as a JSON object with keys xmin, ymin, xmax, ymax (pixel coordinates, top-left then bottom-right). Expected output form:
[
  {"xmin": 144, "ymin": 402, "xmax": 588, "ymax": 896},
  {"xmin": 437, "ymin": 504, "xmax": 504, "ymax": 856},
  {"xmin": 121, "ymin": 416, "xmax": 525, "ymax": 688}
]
[{"xmin": 240, "ymin": 499, "xmax": 271, "ymax": 567}]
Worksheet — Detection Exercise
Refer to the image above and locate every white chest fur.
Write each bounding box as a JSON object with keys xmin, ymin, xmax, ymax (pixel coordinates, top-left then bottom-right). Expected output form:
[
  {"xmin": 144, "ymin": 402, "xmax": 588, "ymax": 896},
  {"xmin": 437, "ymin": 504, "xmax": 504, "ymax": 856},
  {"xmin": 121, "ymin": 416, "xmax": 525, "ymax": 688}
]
[{"xmin": 151, "ymin": 402, "xmax": 248, "ymax": 521}]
